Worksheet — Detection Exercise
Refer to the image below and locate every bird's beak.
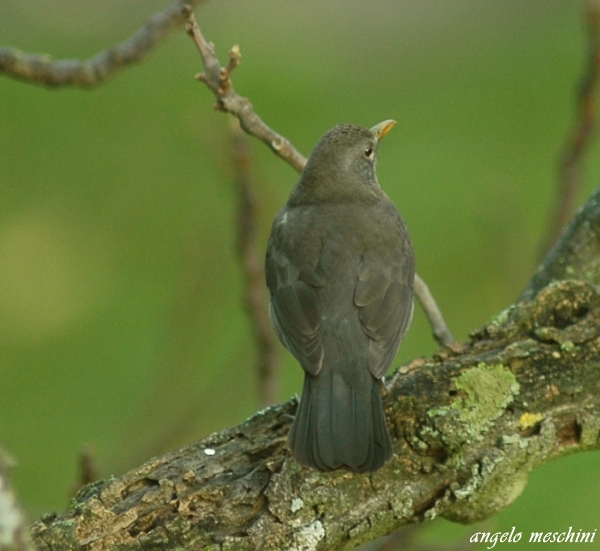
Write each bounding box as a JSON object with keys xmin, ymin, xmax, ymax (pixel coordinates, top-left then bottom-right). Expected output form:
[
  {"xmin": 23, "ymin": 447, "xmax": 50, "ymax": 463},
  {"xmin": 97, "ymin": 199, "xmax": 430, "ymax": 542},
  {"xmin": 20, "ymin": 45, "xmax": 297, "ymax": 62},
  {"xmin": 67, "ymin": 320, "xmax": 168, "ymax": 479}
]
[{"xmin": 370, "ymin": 119, "xmax": 396, "ymax": 142}]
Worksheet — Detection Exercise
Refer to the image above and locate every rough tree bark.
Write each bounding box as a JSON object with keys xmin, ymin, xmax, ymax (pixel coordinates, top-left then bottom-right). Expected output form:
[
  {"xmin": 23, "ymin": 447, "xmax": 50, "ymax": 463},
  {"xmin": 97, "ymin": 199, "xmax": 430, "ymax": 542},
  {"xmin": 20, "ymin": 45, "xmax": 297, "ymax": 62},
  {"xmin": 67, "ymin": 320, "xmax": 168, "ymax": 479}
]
[{"xmin": 29, "ymin": 188, "xmax": 600, "ymax": 550}]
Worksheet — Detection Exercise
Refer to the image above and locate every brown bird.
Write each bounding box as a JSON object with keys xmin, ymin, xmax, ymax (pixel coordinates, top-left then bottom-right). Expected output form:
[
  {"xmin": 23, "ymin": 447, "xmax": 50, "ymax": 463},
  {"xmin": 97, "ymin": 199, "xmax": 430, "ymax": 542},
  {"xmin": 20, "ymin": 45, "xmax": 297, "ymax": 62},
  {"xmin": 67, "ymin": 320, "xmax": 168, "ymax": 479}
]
[{"xmin": 265, "ymin": 121, "xmax": 414, "ymax": 473}]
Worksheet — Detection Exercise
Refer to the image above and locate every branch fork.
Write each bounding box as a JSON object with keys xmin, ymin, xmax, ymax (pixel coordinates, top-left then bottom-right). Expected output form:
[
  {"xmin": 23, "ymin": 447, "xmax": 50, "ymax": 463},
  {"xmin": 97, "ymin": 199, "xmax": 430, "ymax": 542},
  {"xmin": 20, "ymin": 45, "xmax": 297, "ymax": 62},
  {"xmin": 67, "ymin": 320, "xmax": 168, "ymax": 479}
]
[{"xmin": 182, "ymin": 6, "xmax": 455, "ymax": 347}]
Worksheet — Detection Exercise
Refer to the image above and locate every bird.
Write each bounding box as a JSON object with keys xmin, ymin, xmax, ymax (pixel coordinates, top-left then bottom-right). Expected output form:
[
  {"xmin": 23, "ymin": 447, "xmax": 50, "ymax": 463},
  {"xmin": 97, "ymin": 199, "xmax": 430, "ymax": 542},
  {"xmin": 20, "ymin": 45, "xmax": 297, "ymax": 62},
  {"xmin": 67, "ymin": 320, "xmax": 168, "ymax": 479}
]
[{"xmin": 265, "ymin": 120, "xmax": 414, "ymax": 473}]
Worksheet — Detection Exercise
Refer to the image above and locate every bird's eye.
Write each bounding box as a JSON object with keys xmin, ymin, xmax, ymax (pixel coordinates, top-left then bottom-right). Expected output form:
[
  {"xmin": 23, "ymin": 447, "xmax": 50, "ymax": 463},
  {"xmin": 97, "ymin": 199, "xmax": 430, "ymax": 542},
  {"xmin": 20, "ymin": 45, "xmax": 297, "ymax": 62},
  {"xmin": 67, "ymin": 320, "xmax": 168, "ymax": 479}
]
[{"xmin": 365, "ymin": 146, "xmax": 374, "ymax": 158}]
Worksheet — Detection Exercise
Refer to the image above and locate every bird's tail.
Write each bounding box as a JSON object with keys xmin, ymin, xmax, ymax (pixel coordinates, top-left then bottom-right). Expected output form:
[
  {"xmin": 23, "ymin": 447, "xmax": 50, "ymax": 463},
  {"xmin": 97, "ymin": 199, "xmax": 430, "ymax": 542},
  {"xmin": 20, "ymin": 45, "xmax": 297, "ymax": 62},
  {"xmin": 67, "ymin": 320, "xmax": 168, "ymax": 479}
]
[{"xmin": 288, "ymin": 367, "xmax": 393, "ymax": 473}]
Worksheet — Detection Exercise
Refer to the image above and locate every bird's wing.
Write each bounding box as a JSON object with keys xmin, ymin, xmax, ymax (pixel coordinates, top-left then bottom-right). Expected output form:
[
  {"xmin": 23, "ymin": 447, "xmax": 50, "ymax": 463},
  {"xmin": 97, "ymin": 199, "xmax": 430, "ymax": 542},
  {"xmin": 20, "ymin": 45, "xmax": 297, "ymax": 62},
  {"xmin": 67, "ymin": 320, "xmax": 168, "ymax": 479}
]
[
  {"xmin": 354, "ymin": 257, "xmax": 414, "ymax": 378},
  {"xmin": 265, "ymin": 236, "xmax": 324, "ymax": 376}
]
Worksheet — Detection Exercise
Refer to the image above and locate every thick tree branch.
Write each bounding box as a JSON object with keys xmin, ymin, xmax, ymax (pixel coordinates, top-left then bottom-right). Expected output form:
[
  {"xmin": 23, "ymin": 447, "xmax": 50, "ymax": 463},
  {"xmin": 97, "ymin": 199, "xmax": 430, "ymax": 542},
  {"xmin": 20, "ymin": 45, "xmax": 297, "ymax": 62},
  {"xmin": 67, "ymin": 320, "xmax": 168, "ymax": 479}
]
[
  {"xmin": 520, "ymin": 185, "xmax": 600, "ymax": 300},
  {"xmin": 0, "ymin": 0, "xmax": 206, "ymax": 87},
  {"xmin": 30, "ymin": 187, "xmax": 600, "ymax": 550}
]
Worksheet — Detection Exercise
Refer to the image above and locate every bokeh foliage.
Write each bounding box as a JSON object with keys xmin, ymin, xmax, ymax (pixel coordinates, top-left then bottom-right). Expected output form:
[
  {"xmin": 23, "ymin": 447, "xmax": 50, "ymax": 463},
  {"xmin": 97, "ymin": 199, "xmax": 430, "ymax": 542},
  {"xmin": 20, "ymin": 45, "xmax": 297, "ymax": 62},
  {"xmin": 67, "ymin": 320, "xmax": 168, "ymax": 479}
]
[{"xmin": 1, "ymin": 0, "xmax": 599, "ymax": 548}]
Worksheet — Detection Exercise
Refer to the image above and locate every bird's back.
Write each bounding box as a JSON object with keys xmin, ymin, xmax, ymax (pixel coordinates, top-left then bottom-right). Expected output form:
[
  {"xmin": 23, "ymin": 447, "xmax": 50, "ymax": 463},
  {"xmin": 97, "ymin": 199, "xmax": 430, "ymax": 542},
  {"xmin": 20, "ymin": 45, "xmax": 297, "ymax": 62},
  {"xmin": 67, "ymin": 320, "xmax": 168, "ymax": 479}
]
[{"xmin": 265, "ymin": 121, "xmax": 414, "ymax": 472}]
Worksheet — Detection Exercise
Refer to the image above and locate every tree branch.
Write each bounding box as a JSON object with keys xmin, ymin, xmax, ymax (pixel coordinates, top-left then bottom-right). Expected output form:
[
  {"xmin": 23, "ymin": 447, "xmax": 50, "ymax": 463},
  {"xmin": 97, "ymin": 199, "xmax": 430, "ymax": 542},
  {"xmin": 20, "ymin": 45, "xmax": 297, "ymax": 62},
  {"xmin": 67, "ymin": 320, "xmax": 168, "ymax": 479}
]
[
  {"xmin": 231, "ymin": 119, "xmax": 281, "ymax": 407},
  {"xmin": 183, "ymin": 6, "xmax": 306, "ymax": 173},
  {"xmin": 520, "ymin": 184, "xmax": 600, "ymax": 300},
  {"xmin": 5, "ymin": 5, "xmax": 593, "ymax": 549},
  {"xmin": 413, "ymin": 275, "xmax": 455, "ymax": 347},
  {"xmin": 183, "ymin": 7, "xmax": 453, "ymax": 350},
  {"xmin": 69, "ymin": 446, "xmax": 101, "ymax": 501},
  {"xmin": 0, "ymin": 0, "xmax": 206, "ymax": 87},
  {"xmin": 30, "ymin": 187, "xmax": 600, "ymax": 549},
  {"xmin": 538, "ymin": 1, "xmax": 600, "ymax": 257}
]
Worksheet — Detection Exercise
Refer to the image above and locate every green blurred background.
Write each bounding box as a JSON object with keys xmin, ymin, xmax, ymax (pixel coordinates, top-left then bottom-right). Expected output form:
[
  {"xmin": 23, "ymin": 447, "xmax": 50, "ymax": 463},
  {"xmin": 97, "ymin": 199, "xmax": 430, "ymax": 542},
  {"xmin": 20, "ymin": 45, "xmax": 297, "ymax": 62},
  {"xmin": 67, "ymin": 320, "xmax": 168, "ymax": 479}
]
[{"xmin": 1, "ymin": 0, "xmax": 599, "ymax": 548}]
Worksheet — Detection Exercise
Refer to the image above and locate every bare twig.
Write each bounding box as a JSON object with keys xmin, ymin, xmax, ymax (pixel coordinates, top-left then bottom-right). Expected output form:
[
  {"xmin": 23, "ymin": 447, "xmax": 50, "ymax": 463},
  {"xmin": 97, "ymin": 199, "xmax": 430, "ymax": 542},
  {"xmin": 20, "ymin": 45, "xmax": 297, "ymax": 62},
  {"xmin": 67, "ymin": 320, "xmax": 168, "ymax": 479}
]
[
  {"xmin": 538, "ymin": 0, "xmax": 600, "ymax": 257},
  {"xmin": 71, "ymin": 445, "xmax": 100, "ymax": 496},
  {"xmin": 182, "ymin": 6, "xmax": 307, "ymax": 173},
  {"xmin": 0, "ymin": 0, "xmax": 206, "ymax": 87},
  {"xmin": 414, "ymin": 274, "xmax": 455, "ymax": 346},
  {"xmin": 231, "ymin": 119, "xmax": 281, "ymax": 407},
  {"xmin": 184, "ymin": 6, "xmax": 454, "ymax": 348}
]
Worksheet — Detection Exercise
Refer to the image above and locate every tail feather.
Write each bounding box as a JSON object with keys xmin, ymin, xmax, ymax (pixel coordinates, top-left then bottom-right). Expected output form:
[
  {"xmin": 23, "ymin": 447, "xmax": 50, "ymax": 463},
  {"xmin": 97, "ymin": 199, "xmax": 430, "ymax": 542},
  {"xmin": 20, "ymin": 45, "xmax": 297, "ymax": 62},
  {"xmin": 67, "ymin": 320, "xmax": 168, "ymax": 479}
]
[
  {"xmin": 288, "ymin": 380, "xmax": 314, "ymax": 467},
  {"xmin": 289, "ymin": 368, "xmax": 393, "ymax": 473},
  {"xmin": 365, "ymin": 379, "xmax": 394, "ymax": 472}
]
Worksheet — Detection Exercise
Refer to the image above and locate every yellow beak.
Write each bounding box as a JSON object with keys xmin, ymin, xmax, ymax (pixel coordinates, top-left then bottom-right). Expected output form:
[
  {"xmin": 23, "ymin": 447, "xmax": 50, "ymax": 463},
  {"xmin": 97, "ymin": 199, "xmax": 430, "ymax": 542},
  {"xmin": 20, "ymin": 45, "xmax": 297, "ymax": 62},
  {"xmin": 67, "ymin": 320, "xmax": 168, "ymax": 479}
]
[{"xmin": 370, "ymin": 119, "xmax": 396, "ymax": 142}]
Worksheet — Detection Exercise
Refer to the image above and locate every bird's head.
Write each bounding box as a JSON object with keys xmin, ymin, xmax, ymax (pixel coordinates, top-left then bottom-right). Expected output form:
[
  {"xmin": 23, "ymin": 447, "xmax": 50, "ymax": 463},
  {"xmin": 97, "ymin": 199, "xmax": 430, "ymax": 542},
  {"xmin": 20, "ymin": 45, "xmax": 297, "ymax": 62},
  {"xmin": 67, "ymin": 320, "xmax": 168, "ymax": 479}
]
[{"xmin": 289, "ymin": 120, "xmax": 396, "ymax": 206}]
